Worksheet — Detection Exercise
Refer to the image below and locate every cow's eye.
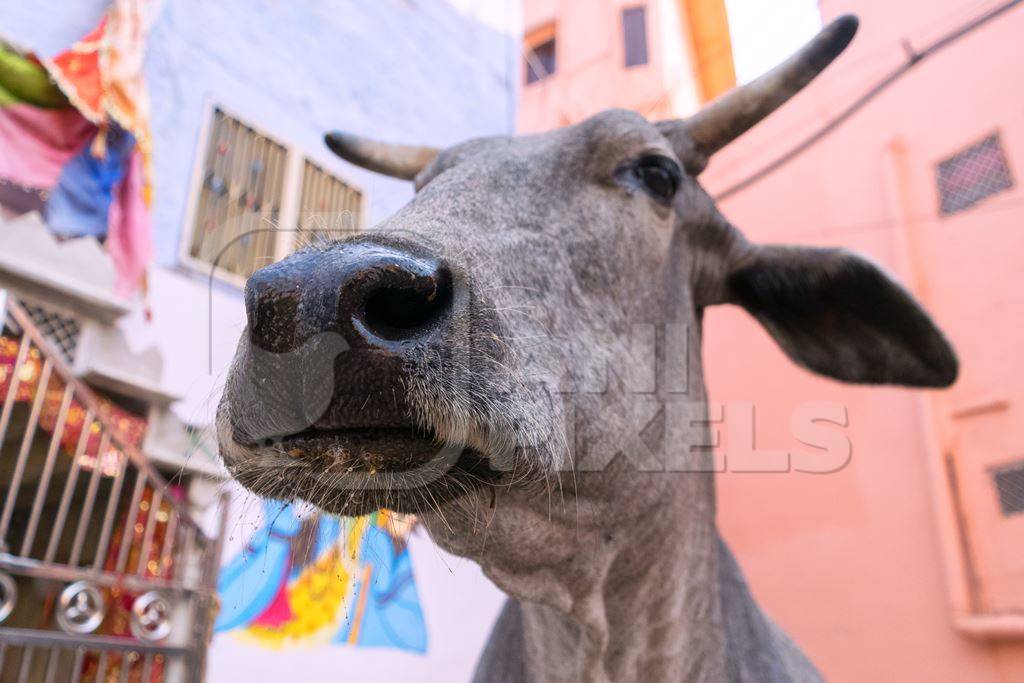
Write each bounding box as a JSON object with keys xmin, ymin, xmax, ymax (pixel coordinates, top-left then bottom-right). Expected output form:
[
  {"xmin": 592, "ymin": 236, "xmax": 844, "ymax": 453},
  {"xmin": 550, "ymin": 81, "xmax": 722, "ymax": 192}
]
[{"xmin": 618, "ymin": 155, "xmax": 682, "ymax": 205}]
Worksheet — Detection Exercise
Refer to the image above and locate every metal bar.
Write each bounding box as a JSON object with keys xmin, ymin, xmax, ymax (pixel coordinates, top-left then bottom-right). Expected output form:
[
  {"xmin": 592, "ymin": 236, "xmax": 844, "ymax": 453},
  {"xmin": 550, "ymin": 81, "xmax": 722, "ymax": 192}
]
[
  {"xmin": 136, "ymin": 487, "xmax": 162, "ymax": 577},
  {"xmin": 117, "ymin": 652, "xmax": 131, "ymax": 683},
  {"xmin": 159, "ymin": 510, "xmax": 178, "ymax": 580},
  {"xmin": 68, "ymin": 648, "xmax": 84, "ymax": 683},
  {"xmin": 114, "ymin": 472, "xmax": 148, "ymax": 573},
  {"xmin": 249, "ymin": 137, "xmax": 271, "ymax": 270},
  {"xmin": 251, "ymin": 137, "xmax": 277, "ymax": 267},
  {"xmin": 208, "ymin": 491, "xmax": 230, "ymax": 592},
  {"xmin": 327, "ymin": 171, "xmax": 340, "ymax": 236},
  {"xmin": 0, "ymin": 359, "xmax": 54, "ymax": 545},
  {"xmin": 140, "ymin": 653, "xmax": 154, "ymax": 683},
  {"xmin": 94, "ymin": 651, "xmax": 108, "ymax": 682},
  {"xmin": 0, "ymin": 552, "xmax": 202, "ymax": 594},
  {"xmin": 0, "ymin": 336, "xmax": 31, "ymax": 451},
  {"xmin": 3, "ymin": 301, "xmax": 205, "ymax": 534},
  {"xmin": 85, "ymin": 438, "xmax": 124, "ymax": 569},
  {"xmin": 20, "ymin": 383, "xmax": 74, "ymax": 556},
  {"xmin": 16, "ymin": 646, "xmax": 33, "ymax": 683},
  {"xmin": 344, "ymin": 183, "xmax": 357, "ymax": 233},
  {"xmin": 0, "ymin": 642, "xmax": 6, "ymax": 675},
  {"xmin": 193, "ymin": 490, "xmax": 230, "ymax": 683},
  {"xmin": 203, "ymin": 112, "xmax": 231, "ymax": 264},
  {"xmin": 42, "ymin": 647, "xmax": 59, "ymax": 683},
  {"xmin": 216, "ymin": 118, "xmax": 244, "ymax": 271},
  {"xmin": 314, "ymin": 163, "xmax": 327, "ymax": 234},
  {"xmin": 0, "ymin": 628, "xmax": 194, "ymax": 657},
  {"xmin": 236, "ymin": 117, "xmax": 258, "ymax": 276},
  {"xmin": 68, "ymin": 432, "xmax": 112, "ymax": 567},
  {"xmin": 181, "ymin": 524, "xmax": 196, "ymax": 586},
  {"xmin": 44, "ymin": 410, "xmax": 94, "ymax": 563},
  {"xmin": 192, "ymin": 110, "xmax": 222, "ymax": 261},
  {"xmin": 332, "ymin": 176, "xmax": 345, "ymax": 233},
  {"xmin": 297, "ymin": 160, "xmax": 310, "ymax": 235}
]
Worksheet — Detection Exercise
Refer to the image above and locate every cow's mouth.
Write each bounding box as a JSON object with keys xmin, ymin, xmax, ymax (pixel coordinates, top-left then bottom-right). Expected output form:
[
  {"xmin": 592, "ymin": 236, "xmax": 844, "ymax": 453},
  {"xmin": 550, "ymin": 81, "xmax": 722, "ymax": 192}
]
[{"xmin": 228, "ymin": 424, "xmax": 503, "ymax": 516}]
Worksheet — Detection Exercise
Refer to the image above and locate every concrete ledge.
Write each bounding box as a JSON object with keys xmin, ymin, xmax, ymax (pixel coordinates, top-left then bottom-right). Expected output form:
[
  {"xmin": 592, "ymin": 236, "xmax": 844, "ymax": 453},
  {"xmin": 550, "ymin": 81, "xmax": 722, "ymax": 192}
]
[{"xmin": 0, "ymin": 212, "xmax": 129, "ymax": 323}]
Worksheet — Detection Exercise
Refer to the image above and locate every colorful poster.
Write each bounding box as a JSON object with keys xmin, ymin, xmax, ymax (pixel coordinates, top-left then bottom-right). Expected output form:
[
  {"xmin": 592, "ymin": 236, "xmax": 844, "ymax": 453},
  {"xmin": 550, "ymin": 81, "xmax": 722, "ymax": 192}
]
[{"xmin": 215, "ymin": 501, "xmax": 427, "ymax": 653}]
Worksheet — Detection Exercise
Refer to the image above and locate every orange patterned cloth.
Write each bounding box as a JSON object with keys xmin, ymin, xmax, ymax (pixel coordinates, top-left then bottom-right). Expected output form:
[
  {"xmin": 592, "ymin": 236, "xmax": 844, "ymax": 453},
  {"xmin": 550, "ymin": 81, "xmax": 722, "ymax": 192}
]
[{"xmin": 41, "ymin": 0, "xmax": 154, "ymax": 200}]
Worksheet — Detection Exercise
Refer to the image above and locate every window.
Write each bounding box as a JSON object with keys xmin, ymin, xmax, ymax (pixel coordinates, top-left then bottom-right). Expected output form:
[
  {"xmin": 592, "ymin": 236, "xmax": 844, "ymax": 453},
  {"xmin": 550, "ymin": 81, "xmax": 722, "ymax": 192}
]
[
  {"xmin": 623, "ymin": 6, "xmax": 649, "ymax": 67},
  {"xmin": 524, "ymin": 24, "xmax": 556, "ymax": 85},
  {"xmin": 19, "ymin": 301, "xmax": 80, "ymax": 362},
  {"xmin": 297, "ymin": 160, "xmax": 363, "ymax": 244},
  {"xmin": 187, "ymin": 109, "xmax": 287, "ymax": 280},
  {"xmin": 936, "ymin": 133, "xmax": 1014, "ymax": 216},
  {"xmin": 993, "ymin": 462, "xmax": 1024, "ymax": 516},
  {"xmin": 184, "ymin": 107, "xmax": 364, "ymax": 283}
]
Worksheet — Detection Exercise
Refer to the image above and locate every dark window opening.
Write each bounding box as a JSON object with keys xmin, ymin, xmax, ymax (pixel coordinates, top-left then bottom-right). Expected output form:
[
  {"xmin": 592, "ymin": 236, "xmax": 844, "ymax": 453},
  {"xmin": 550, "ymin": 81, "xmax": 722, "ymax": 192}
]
[
  {"xmin": 525, "ymin": 38, "xmax": 556, "ymax": 84},
  {"xmin": 936, "ymin": 133, "xmax": 1014, "ymax": 216},
  {"xmin": 993, "ymin": 463, "xmax": 1024, "ymax": 516},
  {"xmin": 623, "ymin": 6, "xmax": 649, "ymax": 68}
]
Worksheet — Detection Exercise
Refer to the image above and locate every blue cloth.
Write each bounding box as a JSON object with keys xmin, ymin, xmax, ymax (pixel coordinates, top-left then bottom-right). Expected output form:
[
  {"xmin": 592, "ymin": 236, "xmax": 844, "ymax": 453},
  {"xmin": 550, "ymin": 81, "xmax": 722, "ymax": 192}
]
[
  {"xmin": 214, "ymin": 500, "xmax": 299, "ymax": 633},
  {"xmin": 45, "ymin": 124, "xmax": 134, "ymax": 238},
  {"xmin": 333, "ymin": 525, "xmax": 427, "ymax": 653}
]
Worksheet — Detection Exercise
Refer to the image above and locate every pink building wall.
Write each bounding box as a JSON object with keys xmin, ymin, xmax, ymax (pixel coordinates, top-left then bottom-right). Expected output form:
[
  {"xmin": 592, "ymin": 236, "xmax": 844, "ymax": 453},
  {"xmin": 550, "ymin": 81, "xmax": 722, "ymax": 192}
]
[
  {"xmin": 704, "ymin": 1, "xmax": 1024, "ymax": 678},
  {"xmin": 519, "ymin": 0, "xmax": 1024, "ymax": 679},
  {"xmin": 520, "ymin": 0, "xmax": 704, "ymax": 132}
]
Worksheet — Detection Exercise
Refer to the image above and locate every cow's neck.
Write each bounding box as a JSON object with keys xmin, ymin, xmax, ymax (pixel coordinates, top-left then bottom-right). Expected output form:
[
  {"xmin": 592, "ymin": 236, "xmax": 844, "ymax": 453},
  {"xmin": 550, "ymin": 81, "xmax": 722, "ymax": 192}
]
[{"xmin": 478, "ymin": 466, "xmax": 727, "ymax": 682}]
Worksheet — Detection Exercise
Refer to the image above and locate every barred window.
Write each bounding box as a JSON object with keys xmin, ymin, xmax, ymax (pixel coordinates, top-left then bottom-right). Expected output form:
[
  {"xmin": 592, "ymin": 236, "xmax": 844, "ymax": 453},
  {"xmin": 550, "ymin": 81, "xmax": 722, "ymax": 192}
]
[
  {"xmin": 15, "ymin": 301, "xmax": 80, "ymax": 362},
  {"xmin": 936, "ymin": 133, "xmax": 1014, "ymax": 216},
  {"xmin": 296, "ymin": 160, "xmax": 363, "ymax": 246},
  {"xmin": 185, "ymin": 107, "xmax": 364, "ymax": 283},
  {"xmin": 188, "ymin": 108, "xmax": 287, "ymax": 279},
  {"xmin": 993, "ymin": 462, "xmax": 1024, "ymax": 517}
]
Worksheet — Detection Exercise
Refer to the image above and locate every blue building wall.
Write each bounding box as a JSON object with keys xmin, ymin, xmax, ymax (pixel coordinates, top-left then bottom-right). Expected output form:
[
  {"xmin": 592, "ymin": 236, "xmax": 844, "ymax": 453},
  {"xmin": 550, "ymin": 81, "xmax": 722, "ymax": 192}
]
[
  {"xmin": 0, "ymin": 0, "xmax": 519, "ymax": 267},
  {"xmin": 0, "ymin": 0, "xmax": 519, "ymax": 425}
]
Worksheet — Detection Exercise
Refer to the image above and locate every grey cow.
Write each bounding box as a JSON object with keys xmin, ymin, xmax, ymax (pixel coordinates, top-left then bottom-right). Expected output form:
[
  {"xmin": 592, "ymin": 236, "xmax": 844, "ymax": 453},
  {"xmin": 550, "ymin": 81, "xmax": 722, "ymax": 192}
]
[{"xmin": 218, "ymin": 15, "xmax": 957, "ymax": 682}]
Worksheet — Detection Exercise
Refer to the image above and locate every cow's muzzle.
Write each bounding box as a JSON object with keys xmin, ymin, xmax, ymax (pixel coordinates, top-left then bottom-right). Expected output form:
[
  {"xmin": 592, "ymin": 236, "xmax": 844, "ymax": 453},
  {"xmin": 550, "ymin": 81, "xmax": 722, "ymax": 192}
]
[{"xmin": 229, "ymin": 239, "xmax": 457, "ymax": 453}]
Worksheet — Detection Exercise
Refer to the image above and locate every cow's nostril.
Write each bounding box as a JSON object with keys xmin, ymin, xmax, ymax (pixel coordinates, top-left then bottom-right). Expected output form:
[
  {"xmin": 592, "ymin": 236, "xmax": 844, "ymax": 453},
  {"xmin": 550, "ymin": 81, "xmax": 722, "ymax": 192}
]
[{"xmin": 361, "ymin": 266, "xmax": 453, "ymax": 341}]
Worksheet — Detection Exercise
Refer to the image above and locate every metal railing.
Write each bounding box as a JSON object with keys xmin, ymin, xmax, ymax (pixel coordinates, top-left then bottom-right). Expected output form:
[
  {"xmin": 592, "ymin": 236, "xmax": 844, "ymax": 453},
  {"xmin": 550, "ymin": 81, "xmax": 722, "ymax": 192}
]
[{"xmin": 0, "ymin": 296, "xmax": 227, "ymax": 682}]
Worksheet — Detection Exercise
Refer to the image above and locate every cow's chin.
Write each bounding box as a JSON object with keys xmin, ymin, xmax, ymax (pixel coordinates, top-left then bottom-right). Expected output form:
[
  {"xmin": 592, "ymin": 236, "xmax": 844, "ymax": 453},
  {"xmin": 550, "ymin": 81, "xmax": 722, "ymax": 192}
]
[{"xmin": 220, "ymin": 423, "xmax": 504, "ymax": 516}]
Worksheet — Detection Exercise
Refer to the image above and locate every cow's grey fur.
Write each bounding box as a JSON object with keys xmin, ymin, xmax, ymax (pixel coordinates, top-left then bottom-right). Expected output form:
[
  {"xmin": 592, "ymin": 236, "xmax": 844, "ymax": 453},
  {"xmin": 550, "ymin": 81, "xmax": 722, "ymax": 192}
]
[{"xmin": 217, "ymin": 17, "xmax": 957, "ymax": 682}]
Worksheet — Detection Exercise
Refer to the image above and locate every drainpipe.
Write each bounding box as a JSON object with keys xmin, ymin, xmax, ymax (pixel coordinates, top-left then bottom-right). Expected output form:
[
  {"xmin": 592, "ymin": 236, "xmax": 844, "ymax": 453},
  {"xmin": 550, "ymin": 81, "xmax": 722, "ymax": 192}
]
[{"xmin": 883, "ymin": 138, "xmax": 1023, "ymax": 640}]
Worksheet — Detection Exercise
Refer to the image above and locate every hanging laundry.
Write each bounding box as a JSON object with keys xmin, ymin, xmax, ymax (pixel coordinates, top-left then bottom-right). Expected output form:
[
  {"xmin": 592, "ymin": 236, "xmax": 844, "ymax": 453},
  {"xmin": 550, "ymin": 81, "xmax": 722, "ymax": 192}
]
[{"xmin": 0, "ymin": 0, "xmax": 155, "ymax": 295}]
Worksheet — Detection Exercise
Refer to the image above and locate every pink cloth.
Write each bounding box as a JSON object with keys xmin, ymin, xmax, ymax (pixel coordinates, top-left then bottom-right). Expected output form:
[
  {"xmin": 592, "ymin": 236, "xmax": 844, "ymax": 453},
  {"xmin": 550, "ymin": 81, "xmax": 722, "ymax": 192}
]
[
  {"xmin": 0, "ymin": 103, "xmax": 94, "ymax": 188},
  {"xmin": 107, "ymin": 148, "xmax": 151, "ymax": 295}
]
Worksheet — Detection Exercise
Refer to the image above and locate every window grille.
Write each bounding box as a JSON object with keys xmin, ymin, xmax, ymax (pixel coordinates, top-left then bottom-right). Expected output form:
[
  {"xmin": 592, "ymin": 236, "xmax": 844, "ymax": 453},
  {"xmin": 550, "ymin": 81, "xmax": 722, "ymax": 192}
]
[
  {"xmin": 185, "ymin": 108, "xmax": 365, "ymax": 282},
  {"xmin": 623, "ymin": 6, "xmax": 649, "ymax": 67},
  {"xmin": 936, "ymin": 133, "xmax": 1014, "ymax": 216},
  {"xmin": 188, "ymin": 108, "xmax": 288, "ymax": 279},
  {"xmin": 296, "ymin": 160, "xmax": 363, "ymax": 248},
  {"xmin": 17, "ymin": 302, "xmax": 80, "ymax": 362},
  {"xmin": 993, "ymin": 462, "xmax": 1024, "ymax": 516}
]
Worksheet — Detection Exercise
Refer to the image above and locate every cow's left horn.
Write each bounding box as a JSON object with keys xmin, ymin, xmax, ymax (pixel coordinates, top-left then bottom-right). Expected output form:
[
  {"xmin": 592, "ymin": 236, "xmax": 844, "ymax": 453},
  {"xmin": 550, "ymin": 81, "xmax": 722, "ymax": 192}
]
[
  {"xmin": 681, "ymin": 14, "xmax": 858, "ymax": 160},
  {"xmin": 325, "ymin": 132, "xmax": 439, "ymax": 181}
]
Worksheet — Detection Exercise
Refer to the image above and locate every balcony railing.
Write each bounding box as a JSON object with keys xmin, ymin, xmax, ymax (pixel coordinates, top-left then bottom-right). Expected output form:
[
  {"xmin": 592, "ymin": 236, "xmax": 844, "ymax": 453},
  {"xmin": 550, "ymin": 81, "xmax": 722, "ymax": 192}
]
[{"xmin": 0, "ymin": 295, "xmax": 226, "ymax": 682}]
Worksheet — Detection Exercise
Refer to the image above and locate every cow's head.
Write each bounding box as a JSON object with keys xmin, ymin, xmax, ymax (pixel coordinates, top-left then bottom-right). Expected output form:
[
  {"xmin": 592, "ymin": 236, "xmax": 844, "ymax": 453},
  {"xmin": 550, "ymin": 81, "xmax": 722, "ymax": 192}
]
[{"xmin": 218, "ymin": 16, "xmax": 955, "ymax": 549}]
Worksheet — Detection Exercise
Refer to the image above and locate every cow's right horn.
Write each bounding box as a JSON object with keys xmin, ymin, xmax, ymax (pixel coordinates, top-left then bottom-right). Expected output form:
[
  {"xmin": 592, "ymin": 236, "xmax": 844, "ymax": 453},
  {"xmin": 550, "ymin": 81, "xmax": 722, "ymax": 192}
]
[
  {"xmin": 674, "ymin": 14, "xmax": 858, "ymax": 163},
  {"xmin": 325, "ymin": 132, "xmax": 439, "ymax": 181}
]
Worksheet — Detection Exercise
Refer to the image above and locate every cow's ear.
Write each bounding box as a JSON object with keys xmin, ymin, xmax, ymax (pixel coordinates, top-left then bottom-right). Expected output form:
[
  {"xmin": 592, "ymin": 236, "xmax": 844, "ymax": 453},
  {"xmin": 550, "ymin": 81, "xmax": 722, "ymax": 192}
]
[{"xmin": 721, "ymin": 244, "xmax": 958, "ymax": 387}]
